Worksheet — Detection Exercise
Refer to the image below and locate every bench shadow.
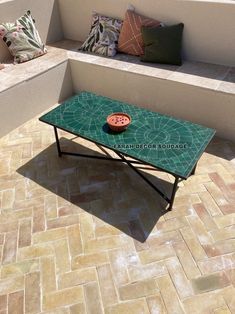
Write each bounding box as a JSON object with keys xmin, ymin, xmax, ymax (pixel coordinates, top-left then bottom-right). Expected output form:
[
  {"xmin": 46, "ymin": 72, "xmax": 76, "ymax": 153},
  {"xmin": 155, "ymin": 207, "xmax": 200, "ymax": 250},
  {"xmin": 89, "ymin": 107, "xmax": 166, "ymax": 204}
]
[
  {"xmin": 205, "ymin": 136, "xmax": 235, "ymax": 162},
  {"xmin": 45, "ymin": 0, "xmax": 64, "ymax": 44},
  {"xmin": 17, "ymin": 137, "xmax": 175, "ymax": 242}
]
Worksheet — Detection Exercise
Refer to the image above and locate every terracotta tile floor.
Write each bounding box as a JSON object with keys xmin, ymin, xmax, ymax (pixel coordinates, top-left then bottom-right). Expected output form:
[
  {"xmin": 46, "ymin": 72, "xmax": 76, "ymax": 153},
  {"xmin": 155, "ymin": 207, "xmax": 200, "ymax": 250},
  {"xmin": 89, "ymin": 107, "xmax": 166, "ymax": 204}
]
[{"xmin": 0, "ymin": 111, "xmax": 235, "ymax": 314}]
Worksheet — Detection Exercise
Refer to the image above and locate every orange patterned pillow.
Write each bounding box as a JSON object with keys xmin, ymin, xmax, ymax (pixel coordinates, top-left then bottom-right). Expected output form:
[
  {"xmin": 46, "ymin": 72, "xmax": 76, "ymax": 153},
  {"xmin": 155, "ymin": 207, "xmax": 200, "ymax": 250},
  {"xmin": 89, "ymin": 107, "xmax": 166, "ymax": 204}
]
[{"xmin": 118, "ymin": 10, "xmax": 162, "ymax": 56}]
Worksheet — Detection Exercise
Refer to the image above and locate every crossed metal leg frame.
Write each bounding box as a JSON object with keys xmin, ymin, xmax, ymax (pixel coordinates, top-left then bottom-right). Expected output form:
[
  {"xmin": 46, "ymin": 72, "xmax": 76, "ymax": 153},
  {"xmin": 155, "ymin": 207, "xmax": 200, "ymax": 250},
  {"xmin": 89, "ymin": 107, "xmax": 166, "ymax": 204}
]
[{"xmin": 54, "ymin": 127, "xmax": 196, "ymax": 210}]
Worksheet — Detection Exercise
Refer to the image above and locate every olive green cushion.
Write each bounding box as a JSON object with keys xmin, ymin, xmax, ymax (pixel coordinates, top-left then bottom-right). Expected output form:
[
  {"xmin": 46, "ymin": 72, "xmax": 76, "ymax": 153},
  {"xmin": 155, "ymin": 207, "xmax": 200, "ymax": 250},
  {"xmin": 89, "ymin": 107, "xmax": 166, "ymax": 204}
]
[{"xmin": 141, "ymin": 23, "xmax": 184, "ymax": 65}]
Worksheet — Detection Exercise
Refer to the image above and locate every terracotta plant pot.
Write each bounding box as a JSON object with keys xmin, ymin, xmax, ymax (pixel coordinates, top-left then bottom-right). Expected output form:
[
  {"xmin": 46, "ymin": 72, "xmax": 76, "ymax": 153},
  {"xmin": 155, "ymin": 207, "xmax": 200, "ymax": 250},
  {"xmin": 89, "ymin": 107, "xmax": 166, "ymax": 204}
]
[{"xmin": 107, "ymin": 112, "xmax": 131, "ymax": 132}]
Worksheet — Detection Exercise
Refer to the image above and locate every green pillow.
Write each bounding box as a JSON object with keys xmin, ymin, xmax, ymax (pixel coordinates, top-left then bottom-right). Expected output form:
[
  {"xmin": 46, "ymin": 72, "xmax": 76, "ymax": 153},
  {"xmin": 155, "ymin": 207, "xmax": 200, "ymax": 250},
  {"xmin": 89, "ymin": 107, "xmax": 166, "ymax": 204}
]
[{"xmin": 141, "ymin": 23, "xmax": 184, "ymax": 65}]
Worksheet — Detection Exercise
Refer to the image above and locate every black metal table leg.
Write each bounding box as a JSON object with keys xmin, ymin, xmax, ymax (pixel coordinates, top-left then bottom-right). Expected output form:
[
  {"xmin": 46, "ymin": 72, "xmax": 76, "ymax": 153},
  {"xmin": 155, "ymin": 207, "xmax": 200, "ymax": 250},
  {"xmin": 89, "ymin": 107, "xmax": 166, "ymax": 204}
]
[
  {"xmin": 51, "ymin": 128, "xmax": 181, "ymax": 210},
  {"xmin": 168, "ymin": 177, "xmax": 179, "ymax": 210},
  {"xmin": 115, "ymin": 152, "xmax": 171, "ymax": 203},
  {"xmin": 117, "ymin": 151, "xmax": 180, "ymax": 210},
  {"xmin": 54, "ymin": 126, "xmax": 62, "ymax": 157},
  {"xmin": 191, "ymin": 163, "xmax": 197, "ymax": 176}
]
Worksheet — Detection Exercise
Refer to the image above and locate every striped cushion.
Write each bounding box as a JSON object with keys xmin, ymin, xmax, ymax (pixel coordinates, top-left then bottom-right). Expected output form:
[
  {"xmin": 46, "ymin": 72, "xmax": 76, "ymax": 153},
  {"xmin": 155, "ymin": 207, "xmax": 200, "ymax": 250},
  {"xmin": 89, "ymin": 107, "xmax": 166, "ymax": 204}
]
[{"xmin": 118, "ymin": 10, "xmax": 162, "ymax": 56}]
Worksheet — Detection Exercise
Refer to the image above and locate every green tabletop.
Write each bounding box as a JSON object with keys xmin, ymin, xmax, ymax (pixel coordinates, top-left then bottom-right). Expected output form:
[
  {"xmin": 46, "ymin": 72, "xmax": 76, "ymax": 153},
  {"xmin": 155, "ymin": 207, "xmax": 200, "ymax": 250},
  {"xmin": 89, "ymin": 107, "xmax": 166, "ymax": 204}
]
[{"xmin": 39, "ymin": 91, "xmax": 215, "ymax": 179}]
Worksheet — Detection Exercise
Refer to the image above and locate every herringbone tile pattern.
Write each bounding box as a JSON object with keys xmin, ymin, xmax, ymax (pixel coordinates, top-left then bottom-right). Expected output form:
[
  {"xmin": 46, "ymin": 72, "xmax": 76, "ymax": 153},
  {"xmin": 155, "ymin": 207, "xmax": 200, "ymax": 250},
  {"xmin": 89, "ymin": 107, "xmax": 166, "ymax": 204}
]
[{"xmin": 0, "ymin": 111, "xmax": 235, "ymax": 313}]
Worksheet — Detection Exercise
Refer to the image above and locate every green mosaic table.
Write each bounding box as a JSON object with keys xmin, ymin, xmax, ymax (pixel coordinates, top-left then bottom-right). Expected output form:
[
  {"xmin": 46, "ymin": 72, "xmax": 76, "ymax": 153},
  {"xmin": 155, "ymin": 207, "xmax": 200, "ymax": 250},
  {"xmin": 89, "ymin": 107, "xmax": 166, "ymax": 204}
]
[{"xmin": 39, "ymin": 91, "xmax": 215, "ymax": 210}]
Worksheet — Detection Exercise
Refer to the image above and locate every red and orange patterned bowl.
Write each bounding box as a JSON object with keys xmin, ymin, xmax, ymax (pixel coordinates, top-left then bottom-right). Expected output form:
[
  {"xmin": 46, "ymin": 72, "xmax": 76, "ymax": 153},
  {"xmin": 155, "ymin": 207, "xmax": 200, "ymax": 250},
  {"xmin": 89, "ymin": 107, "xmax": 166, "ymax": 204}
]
[{"xmin": 107, "ymin": 112, "xmax": 131, "ymax": 132}]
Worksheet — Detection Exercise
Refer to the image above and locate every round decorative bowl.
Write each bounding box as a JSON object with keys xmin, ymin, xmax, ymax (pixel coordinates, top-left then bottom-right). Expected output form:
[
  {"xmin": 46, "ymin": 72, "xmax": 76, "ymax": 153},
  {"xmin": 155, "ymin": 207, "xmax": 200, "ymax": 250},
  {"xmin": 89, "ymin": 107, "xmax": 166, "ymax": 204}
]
[{"xmin": 107, "ymin": 112, "xmax": 131, "ymax": 132}]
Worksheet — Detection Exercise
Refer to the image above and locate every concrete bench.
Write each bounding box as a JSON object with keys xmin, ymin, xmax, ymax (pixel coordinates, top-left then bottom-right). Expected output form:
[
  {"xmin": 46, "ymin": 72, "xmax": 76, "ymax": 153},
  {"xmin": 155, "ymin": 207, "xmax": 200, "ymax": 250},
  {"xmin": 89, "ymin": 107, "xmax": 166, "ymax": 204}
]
[
  {"xmin": 0, "ymin": 0, "xmax": 234, "ymax": 141},
  {"xmin": 0, "ymin": 45, "xmax": 73, "ymax": 137},
  {"xmin": 0, "ymin": 38, "xmax": 235, "ymax": 141},
  {"xmin": 55, "ymin": 40, "xmax": 235, "ymax": 141}
]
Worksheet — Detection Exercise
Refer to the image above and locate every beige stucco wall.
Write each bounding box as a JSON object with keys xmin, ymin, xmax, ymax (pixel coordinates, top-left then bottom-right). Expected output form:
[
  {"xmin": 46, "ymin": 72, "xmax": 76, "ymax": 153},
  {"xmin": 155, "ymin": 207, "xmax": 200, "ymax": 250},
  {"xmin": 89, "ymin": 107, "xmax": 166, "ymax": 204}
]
[
  {"xmin": 58, "ymin": 0, "xmax": 235, "ymax": 67},
  {"xmin": 0, "ymin": 0, "xmax": 63, "ymax": 61},
  {"xmin": 0, "ymin": 61, "xmax": 73, "ymax": 138},
  {"xmin": 70, "ymin": 59, "xmax": 235, "ymax": 141}
]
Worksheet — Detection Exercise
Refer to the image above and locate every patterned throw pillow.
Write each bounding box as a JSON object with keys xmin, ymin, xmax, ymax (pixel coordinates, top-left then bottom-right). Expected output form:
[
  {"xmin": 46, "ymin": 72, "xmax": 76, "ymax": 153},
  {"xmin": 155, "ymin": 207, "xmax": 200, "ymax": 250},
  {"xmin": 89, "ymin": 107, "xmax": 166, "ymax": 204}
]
[
  {"xmin": 79, "ymin": 13, "xmax": 123, "ymax": 57},
  {"xmin": 118, "ymin": 10, "xmax": 163, "ymax": 56},
  {"xmin": 0, "ymin": 11, "xmax": 47, "ymax": 63}
]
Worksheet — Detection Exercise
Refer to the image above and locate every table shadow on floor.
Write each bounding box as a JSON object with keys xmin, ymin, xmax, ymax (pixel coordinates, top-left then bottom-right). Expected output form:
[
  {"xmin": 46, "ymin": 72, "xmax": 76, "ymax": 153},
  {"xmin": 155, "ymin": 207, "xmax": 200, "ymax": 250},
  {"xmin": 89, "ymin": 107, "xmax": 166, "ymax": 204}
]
[{"xmin": 17, "ymin": 137, "xmax": 176, "ymax": 242}]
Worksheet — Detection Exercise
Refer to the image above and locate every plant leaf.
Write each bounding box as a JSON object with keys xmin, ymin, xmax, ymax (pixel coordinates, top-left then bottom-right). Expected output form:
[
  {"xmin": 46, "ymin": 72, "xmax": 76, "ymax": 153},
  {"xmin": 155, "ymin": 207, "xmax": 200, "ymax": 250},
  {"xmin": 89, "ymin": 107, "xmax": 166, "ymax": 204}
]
[{"xmin": 28, "ymin": 39, "xmax": 41, "ymax": 49}]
